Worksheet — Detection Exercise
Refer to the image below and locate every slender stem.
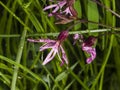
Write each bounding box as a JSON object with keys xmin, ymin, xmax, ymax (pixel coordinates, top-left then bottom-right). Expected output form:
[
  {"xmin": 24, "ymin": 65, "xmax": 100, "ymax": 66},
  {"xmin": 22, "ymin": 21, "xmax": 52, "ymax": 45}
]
[
  {"xmin": 42, "ymin": 65, "xmax": 63, "ymax": 90},
  {"xmin": 0, "ymin": 29, "xmax": 120, "ymax": 38},
  {"xmin": 67, "ymin": 19, "xmax": 114, "ymax": 31},
  {"xmin": 68, "ymin": 68, "xmax": 89, "ymax": 90},
  {"xmin": 90, "ymin": 35, "xmax": 114, "ymax": 90},
  {"xmin": 0, "ymin": 55, "xmax": 49, "ymax": 89},
  {"xmin": 10, "ymin": 17, "xmax": 28, "ymax": 90}
]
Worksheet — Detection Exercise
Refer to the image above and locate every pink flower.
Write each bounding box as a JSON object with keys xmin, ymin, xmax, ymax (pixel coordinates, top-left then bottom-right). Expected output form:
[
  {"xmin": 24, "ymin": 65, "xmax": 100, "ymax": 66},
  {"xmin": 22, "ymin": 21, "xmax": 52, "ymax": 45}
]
[
  {"xmin": 27, "ymin": 30, "xmax": 69, "ymax": 66},
  {"xmin": 62, "ymin": 7, "xmax": 73, "ymax": 16},
  {"xmin": 43, "ymin": 0, "xmax": 77, "ymax": 17},
  {"xmin": 73, "ymin": 34, "xmax": 97, "ymax": 64},
  {"xmin": 73, "ymin": 34, "xmax": 83, "ymax": 45},
  {"xmin": 43, "ymin": 0, "xmax": 67, "ymax": 16},
  {"xmin": 82, "ymin": 43, "xmax": 96, "ymax": 64}
]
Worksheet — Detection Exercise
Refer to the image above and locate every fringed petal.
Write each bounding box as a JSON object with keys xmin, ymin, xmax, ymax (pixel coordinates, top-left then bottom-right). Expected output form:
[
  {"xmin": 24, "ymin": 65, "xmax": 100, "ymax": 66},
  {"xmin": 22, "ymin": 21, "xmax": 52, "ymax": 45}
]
[
  {"xmin": 86, "ymin": 48, "xmax": 96, "ymax": 64},
  {"xmin": 60, "ymin": 46, "xmax": 68, "ymax": 65},
  {"xmin": 27, "ymin": 39, "xmax": 55, "ymax": 43},
  {"xmin": 42, "ymin": 49, "xmax": 57, "ymax": 65}
]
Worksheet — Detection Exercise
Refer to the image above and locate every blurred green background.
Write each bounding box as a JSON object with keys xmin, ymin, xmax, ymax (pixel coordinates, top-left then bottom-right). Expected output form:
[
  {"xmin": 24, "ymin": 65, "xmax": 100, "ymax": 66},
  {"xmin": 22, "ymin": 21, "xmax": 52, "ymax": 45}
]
[{"xmin": 0, "ymin": 0, "xmax": 120, "ymax": 90}]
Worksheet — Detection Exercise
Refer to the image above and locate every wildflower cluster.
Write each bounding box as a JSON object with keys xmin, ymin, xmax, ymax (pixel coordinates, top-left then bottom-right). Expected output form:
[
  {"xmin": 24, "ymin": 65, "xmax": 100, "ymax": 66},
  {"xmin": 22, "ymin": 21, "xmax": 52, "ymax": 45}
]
[
  {"xmin": 73, "ymin": 34, "xmax": 97, "ymax": 64},
  {"xmin": 43, "ymin": 0, "xmax": 78, "ymax": 24},
  {"xmin": 28, "ymin": 0, "xmax": 97, "ymax": 66}
]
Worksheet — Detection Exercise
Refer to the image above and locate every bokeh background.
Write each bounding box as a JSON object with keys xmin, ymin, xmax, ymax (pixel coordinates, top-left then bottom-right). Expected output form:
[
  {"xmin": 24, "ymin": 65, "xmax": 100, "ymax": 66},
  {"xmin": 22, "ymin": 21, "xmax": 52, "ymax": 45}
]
[{"xmin": 0, "ymin": 0, "xmax": 120, "ymax": 90}]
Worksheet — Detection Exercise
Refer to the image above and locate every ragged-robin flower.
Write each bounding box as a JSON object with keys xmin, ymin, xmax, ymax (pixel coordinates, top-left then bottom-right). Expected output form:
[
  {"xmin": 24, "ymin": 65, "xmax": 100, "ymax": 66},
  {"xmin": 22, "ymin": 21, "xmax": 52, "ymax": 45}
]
[
  {"xmin": 73, "ymin": 34, "xmax": 97, "ymax": 64},
  {"xmin": 27, "ymin": 30, "xmax": 69, "ymax": 66},
  {"xmin": 43, "ymin": 0, "xmax": 67, "ymax": 16},
  {"xmin": 43, "ymin": 0, "xmax": 77, "ymax": 17}
]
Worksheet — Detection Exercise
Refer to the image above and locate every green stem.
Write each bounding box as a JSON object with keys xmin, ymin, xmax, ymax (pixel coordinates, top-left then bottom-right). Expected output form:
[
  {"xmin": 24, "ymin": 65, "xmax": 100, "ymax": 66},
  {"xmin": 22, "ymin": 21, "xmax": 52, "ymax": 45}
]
[
  {"xmin": 42, "ymin": 65, "xmax": 63, "ymax": 90},
  {"xmin": 0, "ymin": 55, "xmax": 49, "ymax": 89},
  {"xmin": 10, "ymin": 27, "xmax": 27, "ymax": 90},
  {"xmin": 99, "ymin": 72, "xmax": 104, "ymax": 90},
  {"xmin": 68, "ymin": 68, "xmax": 89, "ymax": 90},
  {"xmin": 0, "ymin": 29, "xmax": 119, "ymax": 38},
  {"xmin": 90, "ymin": 35, "xmax": 114, "ymax": 90}
]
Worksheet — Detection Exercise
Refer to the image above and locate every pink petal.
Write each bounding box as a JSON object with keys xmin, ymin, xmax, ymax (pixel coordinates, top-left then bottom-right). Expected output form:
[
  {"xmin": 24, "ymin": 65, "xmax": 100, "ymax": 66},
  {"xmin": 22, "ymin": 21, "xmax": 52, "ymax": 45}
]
[
  {"xmin": 63, "ymin": 7, "xmax": 73, "ymax": 16},
  {"xmin": 86, "ymin": 48, "xmax": 96, "ymax": 64},
  {"xmin": 73, "ymin": 34, "xmax": 84, "ymax": 45},
  {"xmin": 82, "ymin": 46, "xmax": 93, "ymax": 51},
  {"xmin": 52, "ymin": 1, "xmax": 66, "ymax": 12},
  {"xmin": 82, "ymin": 46, "xmax": 96, "ymax": 64},
  {"xmin": 42, "ymin": 48, "xmax": 57, "ymax": 65},
  {"xmin": 48, "ymin": 13, "xmax": 53, "ymax": 17},
  {"xmin": 57, "ymin": 0, "xmax": 67, "ymax": 8},
  {"xmin": 40, "ymin": 39, "xmax": 55, "ymax": 43},
  {"xmin": 43, "ymin": 0, "xmax": 67, "ymax": 16},
  {"xmin": 27, "ymin": 39, "xmax": 55, "ymax": 43},
  {"xmin": 60, "ymin": 46, "xmax": 68, "ymax": 65},
  {"xmin": 40, "ymin": 42, "xmax": 56, "ymax": 51},
  {"xmin": 73, "ymin": 34, "xmax": 80, "ymax": 40},
  {"xmin": 43, "ymin": 4, "xmax": 58, "ymax": 11},
  {"xmin": 52, "ymin": 6, "xmax": 60, "ymax": 12}
]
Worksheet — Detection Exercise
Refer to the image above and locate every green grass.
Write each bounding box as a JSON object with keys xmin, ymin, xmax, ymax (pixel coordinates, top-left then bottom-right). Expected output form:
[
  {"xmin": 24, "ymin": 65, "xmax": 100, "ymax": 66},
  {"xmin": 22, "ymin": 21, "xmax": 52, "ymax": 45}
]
[{"xmin": 0, "ymin": 0, "xmax": 120, "ymax": 90}]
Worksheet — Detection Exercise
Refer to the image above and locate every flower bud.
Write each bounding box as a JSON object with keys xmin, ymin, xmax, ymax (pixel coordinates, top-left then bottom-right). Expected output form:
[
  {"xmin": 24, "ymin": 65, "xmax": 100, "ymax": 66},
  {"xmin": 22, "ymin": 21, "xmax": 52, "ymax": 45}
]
[
  {"xmin": 57, "ymin": 30, "xmax": 69, "ymax": 41},
  {"xmin": 82, "ymin": 36, "xmax": 96, "ymax": 47}
]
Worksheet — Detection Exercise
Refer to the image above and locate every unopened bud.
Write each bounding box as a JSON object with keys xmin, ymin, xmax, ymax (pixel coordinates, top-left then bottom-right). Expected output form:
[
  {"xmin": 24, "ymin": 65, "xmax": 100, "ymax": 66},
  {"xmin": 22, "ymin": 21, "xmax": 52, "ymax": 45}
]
[{"xmin": 57, "ymin": 30, "xmax": 69, "ymax": 41}]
